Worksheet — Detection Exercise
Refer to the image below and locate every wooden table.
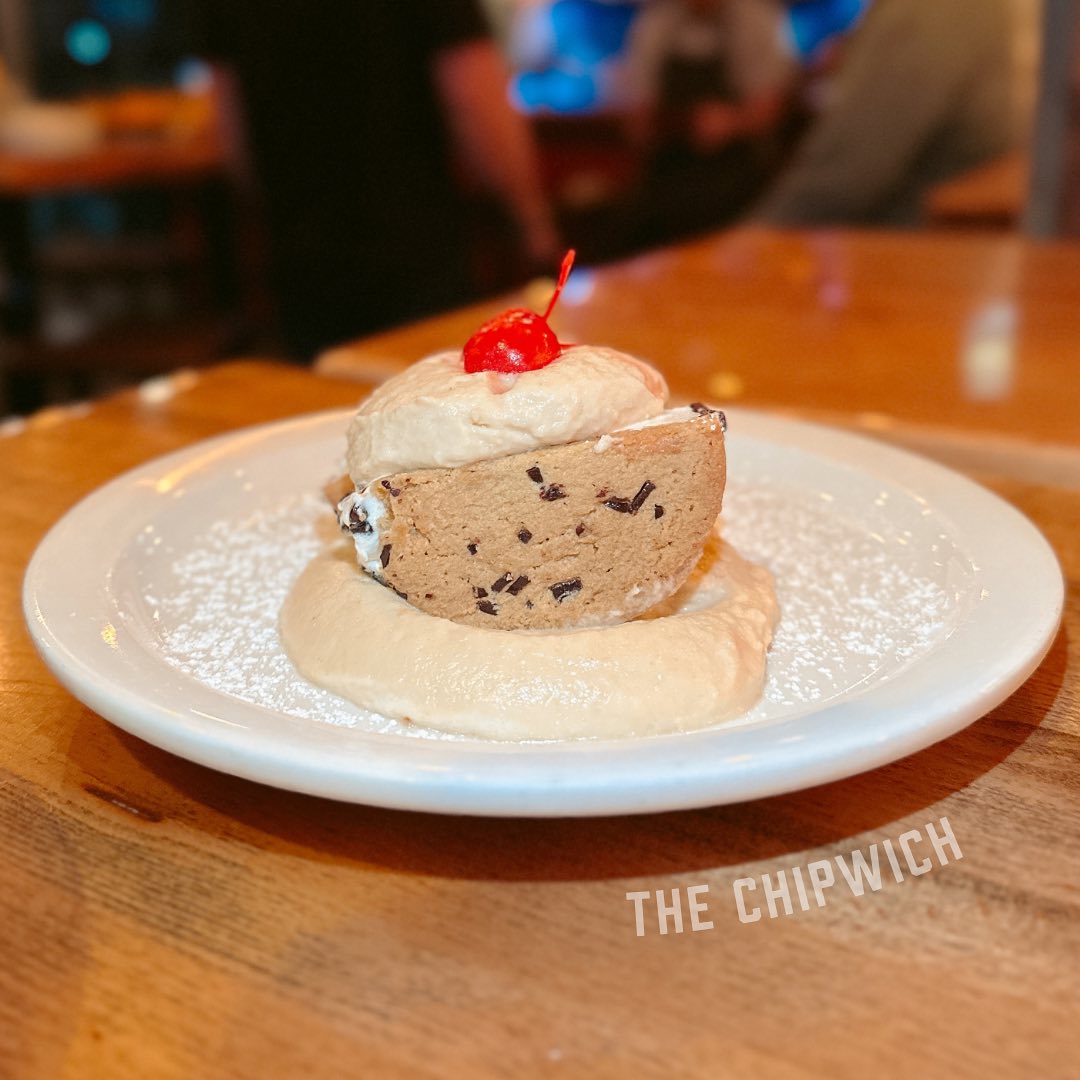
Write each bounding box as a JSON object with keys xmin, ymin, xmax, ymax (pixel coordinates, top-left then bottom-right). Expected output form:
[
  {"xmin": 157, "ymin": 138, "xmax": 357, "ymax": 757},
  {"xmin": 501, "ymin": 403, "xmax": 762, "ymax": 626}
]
[
  {"xmin": 3, "ymin": 228, "xmax": 1080, "ymax": 1077},
  {"xmin": 924, "ymin": 152, "xmax": 1029, "ymax": 229},
  {"xmin": 321, "ymin": 228, "xmax": 1080, "ymax": 451},
  {"xmin": 0, "ymin": 129, "xmax": 224, "ymax": 197},
  {"xmin": 0, "ymin": 111, "xmax": 234, "ymax": 408}
]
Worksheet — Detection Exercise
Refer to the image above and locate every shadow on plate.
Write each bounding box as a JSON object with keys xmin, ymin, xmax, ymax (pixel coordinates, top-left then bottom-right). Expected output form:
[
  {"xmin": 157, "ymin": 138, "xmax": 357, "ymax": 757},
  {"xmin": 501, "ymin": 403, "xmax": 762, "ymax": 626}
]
[{"xmin": 65, "ymin": 628, "xmax": 1068, "ymax": 883}]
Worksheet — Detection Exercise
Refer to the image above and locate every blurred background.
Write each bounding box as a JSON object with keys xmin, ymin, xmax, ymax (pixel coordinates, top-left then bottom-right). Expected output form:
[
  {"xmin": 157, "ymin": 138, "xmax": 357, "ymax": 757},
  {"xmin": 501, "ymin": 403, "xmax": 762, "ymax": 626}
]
[{"xmin": 0, "ymin": 0, "xmax": 1072, "ymax": 414}]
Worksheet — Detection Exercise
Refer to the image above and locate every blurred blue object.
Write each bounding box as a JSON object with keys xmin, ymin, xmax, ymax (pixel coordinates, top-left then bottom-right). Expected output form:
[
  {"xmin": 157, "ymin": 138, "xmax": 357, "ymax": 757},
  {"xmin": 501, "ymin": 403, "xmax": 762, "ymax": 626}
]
[
  {"xmin": 786, "ymin": 0, "xmax": 869, "ymax": 60},
  {"xmin": 517, "ymin": 67, "xmax": 599, "ymax": 113},
  {"xmin": 550, "ymin": 0, "xmax": 637, "ymax": 63},
  {"xmin": 90, "ymin": 0, "xmax": 158, "ymax": 30},
  {"xmin": 513, "ymin": 0, "xmax": 637, "ymax": 113},
  {"xmin": 64, "ymin": 19, "xmax": 113, "ymax": 66}
]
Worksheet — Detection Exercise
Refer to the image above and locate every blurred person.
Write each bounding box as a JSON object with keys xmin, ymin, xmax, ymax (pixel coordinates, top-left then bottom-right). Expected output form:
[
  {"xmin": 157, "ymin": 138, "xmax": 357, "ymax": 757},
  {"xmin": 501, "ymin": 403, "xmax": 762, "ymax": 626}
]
[
  {"xmin": 196, "ymin": 1, "xmax": 559, "ymax": 359},
  {"xmin": 753, "ymin": 0, "xmax": 1017, "ymax": 226},
  {"xmin": 617, "ymin": 0, "xmax": 796, "ymax": 248}
]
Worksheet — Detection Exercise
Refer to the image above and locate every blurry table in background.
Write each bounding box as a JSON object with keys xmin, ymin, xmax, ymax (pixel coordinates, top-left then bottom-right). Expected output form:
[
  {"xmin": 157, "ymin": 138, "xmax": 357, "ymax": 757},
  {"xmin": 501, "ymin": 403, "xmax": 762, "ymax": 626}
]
[
  {"xmin": 3, "ymin": 227, "xmax": 1080, "ymax": 1075},
  {"xmin": 320, "ymin": 228, "xmax": 1080, "ymax": 461},
  {"xmin": 0, "ymin": 93, "xmax": 242, "ymax": 411},
  {"xmin": 0, "ymin": 125, "xmax": 223, "ymax": 196},
  {"xmin": 924, "ymin": 151, "xmax": 1029, "ymax": 229}
]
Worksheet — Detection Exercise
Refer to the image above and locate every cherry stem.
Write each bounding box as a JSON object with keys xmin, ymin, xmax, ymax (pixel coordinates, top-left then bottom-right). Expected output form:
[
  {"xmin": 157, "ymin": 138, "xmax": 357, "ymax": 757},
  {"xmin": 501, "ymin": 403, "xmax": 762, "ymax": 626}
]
[{"xmin": 542, "ymin": 249, "xmax": 576, "ymax": 320}]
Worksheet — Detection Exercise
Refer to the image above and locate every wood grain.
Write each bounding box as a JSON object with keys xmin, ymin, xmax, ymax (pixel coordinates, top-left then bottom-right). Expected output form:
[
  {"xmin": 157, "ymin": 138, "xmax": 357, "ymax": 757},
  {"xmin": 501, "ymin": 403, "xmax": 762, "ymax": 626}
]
[{"xmin": 1, "ymin": 348, "xmax": 1078, "ymax": 1077}]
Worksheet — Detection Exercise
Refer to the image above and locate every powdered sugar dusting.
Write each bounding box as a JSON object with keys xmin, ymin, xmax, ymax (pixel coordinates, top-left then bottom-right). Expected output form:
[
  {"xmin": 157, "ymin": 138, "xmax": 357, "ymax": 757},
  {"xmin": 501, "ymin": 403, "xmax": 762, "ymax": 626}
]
[
  {"xmin": 723, "ymin": 483, "xmax": 958, "ymax": 721},
  {"xmin": 145, "ymin": 470, "xmax": 963, "ymax": 740},
  {"xmin": 151, "ymin": 494, "xmax": 413, "ymax": 734}
]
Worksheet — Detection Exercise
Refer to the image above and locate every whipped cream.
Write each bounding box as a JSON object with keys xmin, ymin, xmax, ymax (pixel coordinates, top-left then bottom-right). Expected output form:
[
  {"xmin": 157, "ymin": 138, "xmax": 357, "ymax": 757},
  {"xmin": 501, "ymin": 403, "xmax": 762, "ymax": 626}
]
[
  {"xmin": 280, "ymin": 531, "xmax": 778, "ymax": 740},
  {"xmin": 345, "ymin": 345, "xmax": 667, "ymax": 484},
  {"xmin": 336, "ymin": 488, "xmax": 387, "ymax": 576}
]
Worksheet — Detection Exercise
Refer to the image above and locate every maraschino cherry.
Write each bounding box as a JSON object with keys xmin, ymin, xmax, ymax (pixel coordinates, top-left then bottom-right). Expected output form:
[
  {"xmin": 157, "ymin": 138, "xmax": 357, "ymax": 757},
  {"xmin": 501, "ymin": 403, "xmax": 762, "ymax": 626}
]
[{"xmin": 463, "ymin": 250, "xmax": 575, "ymax": 374}]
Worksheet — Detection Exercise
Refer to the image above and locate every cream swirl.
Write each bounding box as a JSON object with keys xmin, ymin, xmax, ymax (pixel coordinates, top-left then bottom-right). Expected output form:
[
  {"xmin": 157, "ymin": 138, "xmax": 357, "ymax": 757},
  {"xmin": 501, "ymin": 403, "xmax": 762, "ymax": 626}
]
[
  {"xmin": 345, "ymin": 345, "xmax": 667, "ymax": 484},
  {"xmin": 280, "ymin": 532, "xmax": 779, "ymax": 740}
]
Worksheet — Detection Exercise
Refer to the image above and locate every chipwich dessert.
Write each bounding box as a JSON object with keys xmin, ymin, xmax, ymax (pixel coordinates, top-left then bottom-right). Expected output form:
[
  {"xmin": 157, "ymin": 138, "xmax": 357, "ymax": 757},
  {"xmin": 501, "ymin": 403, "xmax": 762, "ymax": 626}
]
[
  {"xmin": 281, "ymin": 253, "xmax": 778, "ymax": 739},
  {"xmin": 334, "ymin": 254, "xmax": 727, "ymax": 629}
]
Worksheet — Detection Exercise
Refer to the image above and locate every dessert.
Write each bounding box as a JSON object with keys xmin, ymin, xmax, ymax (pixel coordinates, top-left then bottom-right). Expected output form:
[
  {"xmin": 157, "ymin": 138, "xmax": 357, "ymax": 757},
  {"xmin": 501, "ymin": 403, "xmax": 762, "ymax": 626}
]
[
  {"xmin": 281, "ymin": 253, "xmax": 779, "ymax": 738},
  {"xmin": 281, "ymin": 534, "xmax": 777, "ymax": 740},
  {"xmin": 338, "ymin": 404, "xmax": 726, "ymax": 629},
  {"xmin": 333, "ymin": 252, "xmax": 728, "ymax": 630}
]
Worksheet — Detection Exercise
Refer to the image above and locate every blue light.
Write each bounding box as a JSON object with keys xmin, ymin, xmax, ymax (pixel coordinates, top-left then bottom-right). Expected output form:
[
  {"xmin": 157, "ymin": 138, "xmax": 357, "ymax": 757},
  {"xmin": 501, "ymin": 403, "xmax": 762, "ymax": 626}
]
[
  {"xmin": 516, "ymin": 68, "xmax": 599, "ymax": 114},
  {"xmin": 511, "ymin": 0, "xmax": 638, "ymax": 114},
  {"xmin": 90, "ymin": 0, "xmax": 157, "ymax": 30},
  {"xmin": 786, "ymin": 0, "xmax": 868, "ymax": 61},
  {"xmin": 64, "ymin": 19, "xmax": 113, "ymax": 66},
  {"xmin": 551, "ymin": 1, "xmax": 636, "ymax": 64}
]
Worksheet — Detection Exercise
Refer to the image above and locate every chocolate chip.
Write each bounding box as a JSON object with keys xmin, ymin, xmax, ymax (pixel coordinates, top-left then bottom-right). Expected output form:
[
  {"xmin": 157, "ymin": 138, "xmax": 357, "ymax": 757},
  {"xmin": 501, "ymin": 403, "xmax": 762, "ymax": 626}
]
[
  {"xmin": 575, "ymin": 523, "xmax": 585, "ymax": 536},
  {"xmin": 424, "ymin": 593, "xmax": 434, "ymax": 599},
  {"xmin": 477, "ymin": 599, "xmax": 498, "ymax": 615},
  {"xmin": 540, "ymin": 484, "xmax": 566, "ymax": 501},
  {"xmin": 380, "ymin": 544, "xmax": 391, "ymax": 567},
  {"xmin": 467, "ymin": 543, "xmax": 478, "ymax": 555},
  {"xmin": 517, "ymin": 528, "xmax": 532, "ymax": 543},
  {"xmin": 507, "ymin": 575, "xmax": 530, "ymax": 596},
  {"xmin": 550, "ymin": 578, "xmax": 582, "ymax": 602},
  {"xmin": 654, "ymin": 504, "xmax": 665, "ymax": 519},
  {"xmin": 473, "ymin": 586, "xmax": 488, "ymax": 598},
  {"xmin": 690, "ymin": 401, "xmax": 727, "ymax": 431},
  {"xmin": 631, "ymin": 480, "xmax": 656, "ymax": 513},
  {"xmin": 491, "ymin": 573, "xmax": 512, "ymax": 593},
  {"xmin": 603, "ymin": 481, "xmax": 655, "ymax": 515},
  {"xmin": 526, "ymin": 600, "xmax": 534, "ymax": 609},
  {"xmin": 379, "ymin": 479, "xmax": 402, "ymax": 497},
  {"xmin": 527, "ymin": 466, "xmax": 544, "ymax": 484},
  {"xmin": 347, "ymin": 506, "xmax": 372, "ymax": 534}
]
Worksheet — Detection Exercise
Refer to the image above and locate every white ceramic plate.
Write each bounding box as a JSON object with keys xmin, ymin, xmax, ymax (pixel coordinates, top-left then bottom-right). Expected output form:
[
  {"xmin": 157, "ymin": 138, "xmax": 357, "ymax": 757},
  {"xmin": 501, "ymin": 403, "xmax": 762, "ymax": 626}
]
[{"xmin": 24, "ymin": 409, "xmax": 1063, "ymax": 817}]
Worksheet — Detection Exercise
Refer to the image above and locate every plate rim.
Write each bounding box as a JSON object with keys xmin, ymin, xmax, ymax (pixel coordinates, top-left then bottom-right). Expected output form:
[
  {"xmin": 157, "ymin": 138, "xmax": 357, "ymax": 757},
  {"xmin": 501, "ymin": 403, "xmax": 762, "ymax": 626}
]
[{"xmin": 23, "ymin": 407, "xmax": 1064, "ymax": 817}]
